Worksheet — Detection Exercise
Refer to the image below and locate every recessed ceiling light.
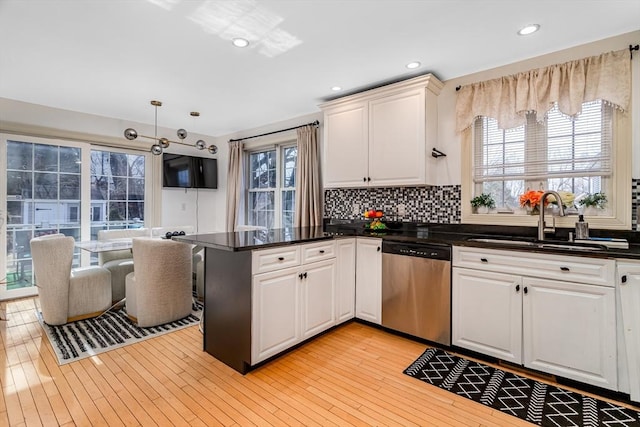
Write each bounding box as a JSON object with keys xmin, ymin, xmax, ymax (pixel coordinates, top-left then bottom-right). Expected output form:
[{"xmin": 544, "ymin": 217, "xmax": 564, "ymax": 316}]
[
  {"xmin": 331, "ymin": 86, "xmax": 342, "ymax": 91},
  {"xmin": 406, "ymin": 61, "xmax": 421, "ymax": 69},
  {"xmin": 517, "ymin": 24, "xmax": 540, "ymax": 36},
  {"xmin": 232, "ymin": 38, "xmax": 249, "ymax": 48}
]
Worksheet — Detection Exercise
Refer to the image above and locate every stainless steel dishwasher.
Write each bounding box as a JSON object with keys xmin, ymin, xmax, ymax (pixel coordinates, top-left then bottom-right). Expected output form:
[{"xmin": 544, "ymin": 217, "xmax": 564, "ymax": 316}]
[{"xmin": 381, "ymin": 240, "xmax": 451, "ymax": 346}]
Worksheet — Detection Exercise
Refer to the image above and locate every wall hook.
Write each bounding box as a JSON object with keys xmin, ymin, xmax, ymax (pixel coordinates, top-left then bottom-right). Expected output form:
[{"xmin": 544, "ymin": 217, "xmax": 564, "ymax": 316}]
[{"xmin": 432, "ymin": 148, "xmax": 447, "ymax": 158}]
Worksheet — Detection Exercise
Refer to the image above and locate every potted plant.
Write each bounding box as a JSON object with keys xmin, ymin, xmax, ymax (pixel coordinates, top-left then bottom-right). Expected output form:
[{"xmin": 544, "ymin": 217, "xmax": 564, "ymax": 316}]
[
  {"xmin": 578, "ymin": 192, "xmax": 607, "ymax": 215},
  {"xmin": 470, "ymin": 193, "xmax": 495, "ymax": 214}
]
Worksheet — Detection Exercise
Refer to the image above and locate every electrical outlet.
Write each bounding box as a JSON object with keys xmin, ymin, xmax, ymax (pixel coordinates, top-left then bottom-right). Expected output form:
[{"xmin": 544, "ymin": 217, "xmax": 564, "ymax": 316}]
[
  {"xmin": 352, "ymin": 203, "xmax": 360, "ymax": 215},
  {"xmin": 397, "ymin": 203, "xmax": 406, "ymax": 217}
]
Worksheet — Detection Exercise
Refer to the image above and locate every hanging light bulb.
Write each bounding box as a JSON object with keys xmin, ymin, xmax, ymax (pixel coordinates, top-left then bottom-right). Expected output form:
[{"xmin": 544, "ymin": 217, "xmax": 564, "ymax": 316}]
[
  {"xmin": 191, "ymin": 111, "xmax": 218, "ymax": 155},
  {"xmin": 123, "ymin": 100, "xmax": 215, "ymax": 156}
]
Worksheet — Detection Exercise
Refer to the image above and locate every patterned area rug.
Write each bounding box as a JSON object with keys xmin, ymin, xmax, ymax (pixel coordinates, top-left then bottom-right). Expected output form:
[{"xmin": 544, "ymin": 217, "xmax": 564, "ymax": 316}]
[
  {"xmin": 39, "ymin": 302, "xmax": 202, "ymax": 365},
  {"xmin": 404, "ymin": 348, "xmax": 640, "ymax": 427}
]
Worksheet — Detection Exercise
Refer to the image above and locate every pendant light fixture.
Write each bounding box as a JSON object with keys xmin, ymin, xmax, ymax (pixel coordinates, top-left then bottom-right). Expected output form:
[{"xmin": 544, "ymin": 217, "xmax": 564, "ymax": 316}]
[{"xmin": 123, "ymin": 100, "xmax": 218, "ymax": 155}]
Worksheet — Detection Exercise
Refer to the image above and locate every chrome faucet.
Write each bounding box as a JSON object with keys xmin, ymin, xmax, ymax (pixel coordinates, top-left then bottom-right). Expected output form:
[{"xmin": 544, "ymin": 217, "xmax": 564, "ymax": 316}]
[{"xmin": 538, "ymin": 190, "xmax": 566, "ymax": 240}]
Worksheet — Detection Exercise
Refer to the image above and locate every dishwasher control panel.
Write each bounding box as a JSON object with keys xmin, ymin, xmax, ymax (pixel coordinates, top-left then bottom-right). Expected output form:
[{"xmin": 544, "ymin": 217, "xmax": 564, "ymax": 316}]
[{"xmin": 382, "ymin": 241, "xmax": 451, "ymax": 261}]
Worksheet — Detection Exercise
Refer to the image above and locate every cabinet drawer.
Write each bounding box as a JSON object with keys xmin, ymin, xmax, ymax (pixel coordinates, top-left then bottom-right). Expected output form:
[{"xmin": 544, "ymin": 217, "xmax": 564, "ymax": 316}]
[
  {"xmin": 453, "ymin": 246, "xmax": 615, "ymax": 287},
  {"xmin": 252, "ymin": 246, "xmax": 301, "ymax": 274},
  {"xmin": 301, "ymin": 240, "xmax": 336, "ymax": 264}
]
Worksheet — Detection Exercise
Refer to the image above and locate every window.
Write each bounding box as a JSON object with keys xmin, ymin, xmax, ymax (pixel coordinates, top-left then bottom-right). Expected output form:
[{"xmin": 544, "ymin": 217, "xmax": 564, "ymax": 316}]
[
  {"xmin": 473, "ymin": 100, "xmax": 612, "ymax": 213},
  {"xmin": 247, "ymin": 144, "xmax": 297, "ymax": 229},
  {"xmin": 90, "ymin": 149, "xmax": 146, "ymax": 236}
]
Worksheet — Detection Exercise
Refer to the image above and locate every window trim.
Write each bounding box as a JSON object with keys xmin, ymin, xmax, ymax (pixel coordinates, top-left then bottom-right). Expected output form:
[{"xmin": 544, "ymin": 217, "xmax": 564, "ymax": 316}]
[{"xmin": 461, "ymin": 109, "xmax": 631, "ymax": 230}]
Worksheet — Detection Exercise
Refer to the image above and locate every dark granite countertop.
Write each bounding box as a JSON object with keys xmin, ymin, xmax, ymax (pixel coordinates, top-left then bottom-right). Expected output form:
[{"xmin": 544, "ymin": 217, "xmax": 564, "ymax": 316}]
[
  {"xmin": 175, "ymin": 221, "xmax": 640, "ymax": 260},
  {"xmin": 173, "ymin": 226, "xmax": 332, "ymax": 251}
]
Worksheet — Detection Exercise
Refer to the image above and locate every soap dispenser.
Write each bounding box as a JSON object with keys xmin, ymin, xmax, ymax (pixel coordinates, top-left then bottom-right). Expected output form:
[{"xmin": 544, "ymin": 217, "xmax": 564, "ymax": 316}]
[{"xmin": 575, "ymin": 214, "xmax": 589, "ymax": 240}]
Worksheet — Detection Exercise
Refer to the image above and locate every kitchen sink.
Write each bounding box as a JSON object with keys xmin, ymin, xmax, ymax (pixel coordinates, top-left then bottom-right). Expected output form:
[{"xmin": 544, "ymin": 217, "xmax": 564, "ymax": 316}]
[
  {"xmin": 467, "ymin": 238, "xmax": 536, "ymax": 246},
  {"xmin": 466, "ymin": 237, "xmax": 607, "ymax": 252},
  {"xmin": 538, "ymin": 242, "xmax": 608, "ymax": 251}
]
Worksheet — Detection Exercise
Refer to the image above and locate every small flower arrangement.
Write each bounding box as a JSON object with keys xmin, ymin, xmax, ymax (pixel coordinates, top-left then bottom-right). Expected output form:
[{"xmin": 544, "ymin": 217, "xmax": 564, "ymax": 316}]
[
  {"xmin": 578, "ymin": 192, "xmax": 607, "ymax": 209},
  {"xmin": 547, "ymin": 191, "xmax": 575, "ymax": 208},
  {"xmin": 519, "ymin": 190, "xmax": 545, "ymax": 211}
]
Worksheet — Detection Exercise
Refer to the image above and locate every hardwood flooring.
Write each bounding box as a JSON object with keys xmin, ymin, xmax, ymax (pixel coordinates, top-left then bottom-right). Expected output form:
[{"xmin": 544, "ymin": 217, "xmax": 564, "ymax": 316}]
[{"xmin": 1, "ymin": 297, "xmax": 638, "ymax": 426}]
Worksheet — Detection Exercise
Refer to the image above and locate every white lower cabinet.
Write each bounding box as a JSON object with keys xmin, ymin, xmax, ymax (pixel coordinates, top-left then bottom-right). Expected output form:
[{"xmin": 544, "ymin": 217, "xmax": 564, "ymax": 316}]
[
  {"xmin": 523, "ymin": 277, "xmax": 616, "ymax": 390},
  {"xmin": 452, "ymin": 268, "xmax": 522, "ymax": 364},
  {"xmin": 252, "ymin": 242, "xmax": 337, "ymax": 364},
  {"xmin": 355, "ymin": 237, "xmax": 382, "ymax": 324},
  {"xmin": 252, "ymin": 266, "xmax": 300, "ymax": 363},
  {"xmin": 616, "ymin": 260, "xmax": 640, "ymax": 402},
  {"xmin": 452, "ymin": 246, "xmax": 618, "ymax": 390},
  {"xmin": 335, "ymin": 238, "xmax": 356, "ymax": 324},
  {"xmin": 301, "ymin": 259, "xmax": 336, "ymax": 339}
]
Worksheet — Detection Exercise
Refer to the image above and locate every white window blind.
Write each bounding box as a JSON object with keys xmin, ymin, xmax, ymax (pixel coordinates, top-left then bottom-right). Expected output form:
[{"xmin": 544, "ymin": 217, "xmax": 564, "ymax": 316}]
[{"xmin": 473, "ymin": 100, "xmax": 612, "ymax": 184}]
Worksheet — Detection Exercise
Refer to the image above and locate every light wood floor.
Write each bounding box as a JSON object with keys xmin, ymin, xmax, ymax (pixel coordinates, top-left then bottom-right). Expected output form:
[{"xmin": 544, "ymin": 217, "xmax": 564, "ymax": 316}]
[{"xmin": 1, "ymin": 298, "xmax": 638, "ymax": 427}]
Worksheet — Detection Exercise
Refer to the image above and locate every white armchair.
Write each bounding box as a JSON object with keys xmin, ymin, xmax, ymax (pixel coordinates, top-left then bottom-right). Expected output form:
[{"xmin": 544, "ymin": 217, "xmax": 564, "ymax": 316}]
[
  {"xmin": 30, "ymin": 234, "xmax": 112, "ymax": 325},
  {"xmin": 151, "ymin": 225, "xmax": 204, "ymax": 300},
  {"xmin": 125, "ymin": 237, "xmax": 193, "ymax": 327},
  {"xmin": 97, "ymin": 228, "xmax": 149, "ymax": 303}
]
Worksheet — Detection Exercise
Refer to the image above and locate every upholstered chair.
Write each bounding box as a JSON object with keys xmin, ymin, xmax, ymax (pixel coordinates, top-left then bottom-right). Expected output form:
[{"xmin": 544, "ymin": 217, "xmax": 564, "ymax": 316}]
[
  {"xmin": 125, "ymin": 237, "xmax": 193, "ymax": 327},
  {"xmin": 151, "ymin": 225, "xmax": 204, "ymax": 300},
  {"xmin": 30, "ymin": 234, "xmax": 112, "ymax": 325},
  {"xmin": 97, "ymin": 228, "xmax": 149, "ymax": 303}
]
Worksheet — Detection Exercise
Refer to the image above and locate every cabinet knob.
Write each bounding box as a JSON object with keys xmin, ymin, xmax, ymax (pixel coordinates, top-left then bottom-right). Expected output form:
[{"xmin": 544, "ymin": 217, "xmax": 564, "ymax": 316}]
[
  {"xmin": 363, "ymin": 177, "xmax": 367, "ymax": 182},
  {"xmin": 298, "ymin": 273, "xmax": 303, "ymax": 279},
  {"xmin": 367, "ymin": 177, "xmax": 371, "ymax": 182},
  {"xmin": 303, "ymin": 272, "xmax": 307, "ymax": 279},
  {"xmin": 278, "ymin": 257, "xmax": 285, "ymax": 261},
  {"xmin": 560, "ymin": 266, "xmax": 570, "ymax": 272},
  {"xmin": 480, "ymin": 258, "xmax": 488, "ymax": 263},
  {"xmin": 524, "ymin": 287, "xmax": 528, "ymax": 294},
  {"xmin": 319, "ymin": 250, "xmax": 325, "ymax": 254},
  {"xmin": 377, "ymin": 246, "xmax": 381, "ymax": 252},
  {"xmin": 515, "ymin": 284, "xmax": 520, "ymax": 292},
  {"xmin": 622, "ymin": 275, "xmax": 627, "ymax": 284}
]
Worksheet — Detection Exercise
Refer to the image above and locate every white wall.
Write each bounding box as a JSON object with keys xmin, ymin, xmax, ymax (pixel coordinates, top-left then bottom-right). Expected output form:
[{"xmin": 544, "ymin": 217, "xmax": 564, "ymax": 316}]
[{"xmin": 435, "ymin": 30, "xmax": 640, "ymax": 185}]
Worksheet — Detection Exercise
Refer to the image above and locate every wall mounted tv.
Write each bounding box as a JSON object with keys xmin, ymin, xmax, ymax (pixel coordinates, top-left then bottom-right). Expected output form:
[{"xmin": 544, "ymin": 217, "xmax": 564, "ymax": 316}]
[{"xmin": 163, "ymin": 154, "xmax": 218, "ymax": 189}]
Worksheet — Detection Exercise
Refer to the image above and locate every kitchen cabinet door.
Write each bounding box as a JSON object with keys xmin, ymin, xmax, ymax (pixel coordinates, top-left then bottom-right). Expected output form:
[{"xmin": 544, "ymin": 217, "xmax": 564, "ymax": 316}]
[
  {"xmin": 301, "ymin": 258, "xmax": 336, "ymax": 339},
  {"xmin": 368, "ymin": 88, "xmax": 426, "ymax": 187},
  {"xmin": 523, "ymin": 277, "xmax": 617, "ymax": 390},
  {"xmin": 323, "ymin": 101, "xmax": 369, "ymax": 188},
  {"xmin": 617, "ymin": 261, "xmax": 640, "ymax": 402},
  {"xmin": 252, "ymin": 267, "xmax": 300, "ymax": 363},
  {"xmin": 355, "ymin": 238, "xmax": 382, "ymax": 324},
  {"xmin": 335, "ymin": 238, "xmax": 356, "ymax": 324},
  {"xmin": 452, "ymin": 267, "xmax": 522, "ymax": 364}
]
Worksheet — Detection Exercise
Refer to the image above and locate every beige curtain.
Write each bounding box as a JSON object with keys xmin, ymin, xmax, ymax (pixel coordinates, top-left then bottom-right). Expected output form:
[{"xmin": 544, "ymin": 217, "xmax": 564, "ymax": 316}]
[
  {"xmin": 294, "ymin": 124, "xmax": 322, "ymax": 227},
  {"xmin": 225, "ymin": 141, "xmax": 244, "ymax": 232},
  {"xmin": 456, "ymin": 49, "xmax": 631, "ymax": 132}
]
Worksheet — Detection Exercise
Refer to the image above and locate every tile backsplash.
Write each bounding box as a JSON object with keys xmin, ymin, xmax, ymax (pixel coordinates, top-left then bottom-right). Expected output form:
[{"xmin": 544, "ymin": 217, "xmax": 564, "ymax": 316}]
[
  {"xmin": 633, "ymin": 178, "xmax": 639, "ymax": 231},
  {"xmin": 324, "ymin": 185, "xmax": 461, "ymax": 223},
  {"xmin": 325, "ymin": 179, "xmax": 640, "ymax": 229}
]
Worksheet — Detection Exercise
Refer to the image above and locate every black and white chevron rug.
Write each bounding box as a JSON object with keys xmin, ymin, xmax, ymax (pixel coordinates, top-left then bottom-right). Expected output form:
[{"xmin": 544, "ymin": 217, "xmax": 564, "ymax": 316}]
[
  {"xmin": 405, "ymin": 348, "xmax": 640, "ymax": 427},
  {"xmin": 38, "ymin": 302, "xmax": 202, "ymax": 365}
]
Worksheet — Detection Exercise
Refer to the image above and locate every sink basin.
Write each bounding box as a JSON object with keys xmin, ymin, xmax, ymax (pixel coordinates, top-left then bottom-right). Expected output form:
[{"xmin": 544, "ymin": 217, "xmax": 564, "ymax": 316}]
[
  {"xmin": 467, "ymin": 238, "xmax": 536, "ymax": 246},
  {"xmin": 466, "ymin": 237, "xmax": 607, "ymax": 252},
  {"xmin": 538, "ymin": 243, "xmax": 608, "ymax": 252}
]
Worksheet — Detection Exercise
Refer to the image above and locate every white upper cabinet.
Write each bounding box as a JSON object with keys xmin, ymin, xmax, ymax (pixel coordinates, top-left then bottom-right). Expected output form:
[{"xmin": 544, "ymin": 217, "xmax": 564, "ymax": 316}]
[
  {"xmin": 323, "ymin": 101, "xmax": 369, "ymax": 188},
  {"xmin": 320, "ymin": 74, "xmax": 443, "ymax": 188}
]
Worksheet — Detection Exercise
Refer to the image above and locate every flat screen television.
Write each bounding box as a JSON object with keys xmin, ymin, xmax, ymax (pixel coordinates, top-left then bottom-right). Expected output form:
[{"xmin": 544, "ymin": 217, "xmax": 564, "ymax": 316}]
[{"xmin": 163, "ymin": 154, "xmax": 217, "ymax": 189}]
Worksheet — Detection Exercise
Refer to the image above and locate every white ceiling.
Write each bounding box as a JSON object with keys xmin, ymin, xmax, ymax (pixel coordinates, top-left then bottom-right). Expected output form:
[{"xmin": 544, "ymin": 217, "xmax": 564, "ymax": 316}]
[{"xmin": 1, "ymin": 0, "xmax": 638, "ymax": 137}]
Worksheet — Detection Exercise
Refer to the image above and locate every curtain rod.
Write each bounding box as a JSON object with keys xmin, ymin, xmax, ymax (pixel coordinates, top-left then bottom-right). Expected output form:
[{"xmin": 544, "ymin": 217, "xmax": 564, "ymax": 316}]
[
  {"xmin": 228, "ymin": 120, "xmax": 319, "ymax": 143},
  {"xmin": 455, "ymin": 44, "xmax": 640, "ymax": 92}
]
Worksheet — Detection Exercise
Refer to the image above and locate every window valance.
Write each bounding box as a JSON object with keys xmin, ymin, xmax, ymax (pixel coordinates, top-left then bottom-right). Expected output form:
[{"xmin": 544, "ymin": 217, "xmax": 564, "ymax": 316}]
[{"xmin": 455, "ymin": 49, "xmax": 630, "ymax": 133}]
